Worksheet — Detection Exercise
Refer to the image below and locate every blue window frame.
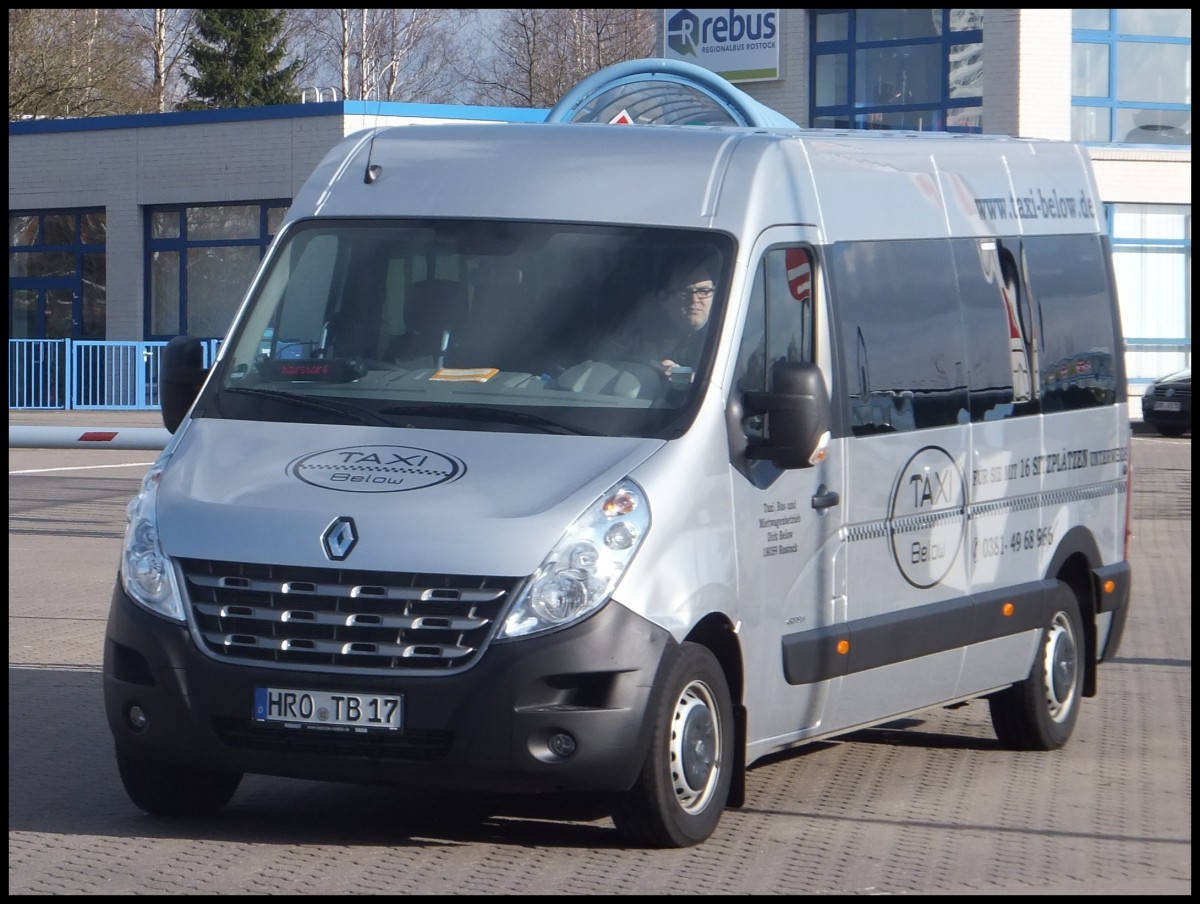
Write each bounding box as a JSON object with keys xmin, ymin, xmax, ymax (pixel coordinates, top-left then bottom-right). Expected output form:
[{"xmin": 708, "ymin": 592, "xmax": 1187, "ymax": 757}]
[
  {"xmin": 809, "ymin": 9, "xmax": 983, "ymax": 133},
  {"xmin": 9, "ymin": 208, "xmax": 106, "ymax": 340},
  {"xmin": 1071, "ymin": 9, "xmax": 1191, "ymax": 147},
  {"xmin": 145, "ymin": 200, "xmax": 289, "ymax": 341}
]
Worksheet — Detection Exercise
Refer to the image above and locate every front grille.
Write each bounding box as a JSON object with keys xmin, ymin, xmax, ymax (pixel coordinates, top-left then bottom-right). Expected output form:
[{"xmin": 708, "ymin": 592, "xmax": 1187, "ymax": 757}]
[
  {"xmin": 1149, "ymin": 384, "xmax": 1190, "ymax": 401},
  {"xmin": 212, "ymin": 717, "xmax": 453, "ymax": 760},
  {"xmin": 179, "ymin": 558, "xmax": 519, "ymax": 674}
]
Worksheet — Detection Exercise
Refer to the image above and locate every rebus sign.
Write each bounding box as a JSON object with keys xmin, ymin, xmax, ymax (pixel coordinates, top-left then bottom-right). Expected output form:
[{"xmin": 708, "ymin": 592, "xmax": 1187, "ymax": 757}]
[{"xmin": 663, "ymin": 8, "xmax": 780, "ymax": 82}]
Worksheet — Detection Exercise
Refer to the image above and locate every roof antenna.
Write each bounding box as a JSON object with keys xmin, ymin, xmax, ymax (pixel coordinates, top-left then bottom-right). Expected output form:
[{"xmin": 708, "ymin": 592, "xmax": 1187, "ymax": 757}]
[
  {"xmin": 363, "ymin": 63, "xmax": 388, "ymax": 184},
  {"xmin": 363, "ymin": 117, "xmax": 381, "ymax": 184},
  {"xmin": 364, "ymin": 143, "xmax": 381, "ymax": 184}
]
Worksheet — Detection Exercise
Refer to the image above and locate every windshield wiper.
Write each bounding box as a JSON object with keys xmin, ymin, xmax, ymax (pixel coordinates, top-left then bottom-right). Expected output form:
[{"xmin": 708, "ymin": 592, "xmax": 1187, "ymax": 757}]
[
  {"xmin": 378, "ymin": 403, "xmax": 594, "ymax": 435},
  {"xmin": 224, "ymin": 386, "xmax": 394, "ymax": 427}
]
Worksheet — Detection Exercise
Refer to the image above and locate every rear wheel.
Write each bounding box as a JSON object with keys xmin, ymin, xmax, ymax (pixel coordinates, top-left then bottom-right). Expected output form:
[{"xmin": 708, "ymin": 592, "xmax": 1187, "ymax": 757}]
[
  {"xmin": 611, "ymin": 643, "xmax": 734, "ymax": 848},
  {"xmin": 989, "ymin": 586, "xmax": 1084, "ymax": 750},
  {"xmin": 116, "ymin": 751, "xmax": 242, "ymax": 817}
]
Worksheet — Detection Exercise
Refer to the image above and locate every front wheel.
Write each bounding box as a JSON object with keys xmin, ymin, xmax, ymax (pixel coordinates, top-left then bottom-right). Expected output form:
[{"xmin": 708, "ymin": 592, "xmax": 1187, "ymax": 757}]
[
  {"xmin": 988, "ymin": 586, "xmax": 1084, "ymax": 750},
  {"xmin": 611, "ymin": 643, "xmax": 734, "ymax": 848},
  {"xmin": 116, "ymin": 750, "xmax": 242, "ymax": 817}
]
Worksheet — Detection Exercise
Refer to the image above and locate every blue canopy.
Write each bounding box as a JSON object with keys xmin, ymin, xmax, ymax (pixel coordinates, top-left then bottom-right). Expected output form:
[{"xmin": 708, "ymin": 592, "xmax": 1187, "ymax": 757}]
[{"xmin": 545, "ymin": 58, "xmax": 798, "ymax": 128}]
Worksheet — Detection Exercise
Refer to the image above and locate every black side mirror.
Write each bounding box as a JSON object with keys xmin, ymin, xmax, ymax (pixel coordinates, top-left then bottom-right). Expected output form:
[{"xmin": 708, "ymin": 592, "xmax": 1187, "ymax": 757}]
[
  {"xmin": 160, "ymin": 336, "xmax": 208, "ymax": 434},
  {"xmin": 743, "ymin": 360, "xmax": 831, "ymax": 469}
]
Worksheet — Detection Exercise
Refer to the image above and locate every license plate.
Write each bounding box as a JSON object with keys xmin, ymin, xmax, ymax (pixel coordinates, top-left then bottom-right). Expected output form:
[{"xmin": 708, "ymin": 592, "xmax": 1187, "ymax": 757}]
[
  {"xmin": 254, "ymin": 687, "xmax": 403, "ymax": 731},
  {"xmin": 1153, "ymin": 400, "xmax": 1182, "ymax": 412}
]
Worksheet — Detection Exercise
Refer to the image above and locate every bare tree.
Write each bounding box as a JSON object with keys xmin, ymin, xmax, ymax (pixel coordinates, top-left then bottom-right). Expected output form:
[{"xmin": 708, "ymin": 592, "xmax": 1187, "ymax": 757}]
[
  {"xmin": 462, "ymin": 9, "xmax": 656, "ymax": 108},
  {"xmin": 9, "ymin": 8, "xmax": 154, "ymax": 119},
  {"xmin": 8, "ymin": 7, "xmax": 657, "ymax": 119},
  {"xmin": 287, "ymin": 9, "xmax": 479, "ymax": 104},
  {"xmin": 117, "ymin": 9, "xmax": 197, "ymax": 113}
]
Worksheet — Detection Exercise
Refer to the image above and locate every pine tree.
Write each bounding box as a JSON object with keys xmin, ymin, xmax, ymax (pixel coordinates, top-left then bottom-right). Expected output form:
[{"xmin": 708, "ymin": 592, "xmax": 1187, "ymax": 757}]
[{"xmin": 180, "ymin": 10, "xmax": 303, "ymax": 109}]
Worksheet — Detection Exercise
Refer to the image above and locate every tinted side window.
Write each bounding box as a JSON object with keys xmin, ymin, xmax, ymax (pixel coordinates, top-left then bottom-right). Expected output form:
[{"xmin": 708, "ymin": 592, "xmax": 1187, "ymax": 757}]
[
  {"xmin": 829, "ymin": 239, "xmax": 968, "ymax": 435},
  {"xmin": 955, "ymin": 238, "xmax": 1039, "ymax": 422},
  {"xmin": 1022, "ymin": 235, "xmax": 1122, "ymax": 410}
]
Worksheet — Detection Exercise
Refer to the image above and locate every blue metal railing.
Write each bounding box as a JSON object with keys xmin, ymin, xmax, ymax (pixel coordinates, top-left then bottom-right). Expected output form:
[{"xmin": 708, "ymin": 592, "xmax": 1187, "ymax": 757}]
[{"xmin": 8, "ymin": 339, "xmax": 221, "ymax": 410}]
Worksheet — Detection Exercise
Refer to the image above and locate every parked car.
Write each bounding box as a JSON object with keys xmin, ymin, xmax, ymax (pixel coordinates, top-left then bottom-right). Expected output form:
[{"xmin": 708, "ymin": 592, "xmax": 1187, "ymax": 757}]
[{"xmin": 1140, "ymin": 368, "xmax": 1191, "ymax": 436}]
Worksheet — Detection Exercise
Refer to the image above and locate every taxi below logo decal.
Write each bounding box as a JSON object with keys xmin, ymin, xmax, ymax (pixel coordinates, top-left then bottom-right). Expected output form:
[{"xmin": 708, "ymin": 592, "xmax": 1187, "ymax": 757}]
[
  {"xmin": 289, "ymin": 445, "xmax": 465, "ymax": 493},
  {"xmin": 888, "ymin": 445, "xmax": 966, "ymax": 588}
]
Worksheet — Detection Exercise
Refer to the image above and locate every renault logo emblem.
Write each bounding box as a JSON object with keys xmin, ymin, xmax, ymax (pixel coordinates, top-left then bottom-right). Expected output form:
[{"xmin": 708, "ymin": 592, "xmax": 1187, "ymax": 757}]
[{"xmin": 322, "ymin": 517, "xmax": 358, "ymax": 561}]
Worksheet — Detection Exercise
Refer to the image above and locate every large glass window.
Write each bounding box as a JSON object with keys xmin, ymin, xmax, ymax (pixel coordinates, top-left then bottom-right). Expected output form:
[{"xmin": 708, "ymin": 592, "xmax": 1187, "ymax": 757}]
[
  {"xmin": 1110, "ymin": 203, "xmax": 1192, "ymax": 380},
  {"xmin": 8, "ymin": 208, "xmax": 106, "ymax": 340},
  {"xmin": 10, "ymin": 288, "xmax": 38, "ymax": 339},
  {"xmin": 1071, "ymin": 9, "xmax": 1191, "ymax": 147},
  {"xmin": 145, "ymin": 201, "xmax": 289, "ymax": 340},
  {"xmin": 810, "ymin": 9, "xmax": 983, "ymax": 133}
]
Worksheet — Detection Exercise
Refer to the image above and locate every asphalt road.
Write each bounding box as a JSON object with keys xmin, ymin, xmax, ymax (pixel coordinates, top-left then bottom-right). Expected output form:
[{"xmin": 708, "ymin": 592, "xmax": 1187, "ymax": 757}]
[{"xmin": 8, "ymin": 413, "xmax": 1190, "ymax": 895}]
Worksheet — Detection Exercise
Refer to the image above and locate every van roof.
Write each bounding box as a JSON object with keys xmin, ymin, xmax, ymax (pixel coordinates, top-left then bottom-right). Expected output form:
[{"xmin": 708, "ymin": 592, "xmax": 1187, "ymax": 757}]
[{"xmin": 289, "ymin": 121, "xmax": 1105, "ymax": 243}]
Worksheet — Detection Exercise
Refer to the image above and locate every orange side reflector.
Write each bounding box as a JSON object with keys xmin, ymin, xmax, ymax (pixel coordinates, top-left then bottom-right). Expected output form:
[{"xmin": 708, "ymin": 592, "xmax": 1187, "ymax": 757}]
[
  {"xmin": 1002, "ymin": 602, "xmax": 1015, "ymax": 617},
  {"xmin": 1103, "ymin": 579, "xmax": 1116, "ymax": 594},
  {"xmin": 836, "ymin": 640, "xmax": 850, "ymax": 655}
]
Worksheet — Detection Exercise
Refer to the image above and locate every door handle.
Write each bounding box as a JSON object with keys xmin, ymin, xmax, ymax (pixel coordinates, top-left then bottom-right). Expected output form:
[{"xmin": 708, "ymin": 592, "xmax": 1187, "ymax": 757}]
[{"xmin": 812, "ymin": 485, "xmax": 840, "ymax": 510}]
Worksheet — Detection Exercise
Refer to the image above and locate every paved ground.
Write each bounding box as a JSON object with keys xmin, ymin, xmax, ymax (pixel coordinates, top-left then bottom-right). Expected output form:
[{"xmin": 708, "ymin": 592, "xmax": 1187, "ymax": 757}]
[{"xmin": 8, "ymin": 409, "xmax": 1189, "ymax": 894}]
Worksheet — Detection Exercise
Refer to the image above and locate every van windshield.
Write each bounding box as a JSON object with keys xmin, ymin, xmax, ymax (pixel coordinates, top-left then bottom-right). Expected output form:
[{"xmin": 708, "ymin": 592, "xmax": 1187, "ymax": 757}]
[{"xmin": 213, "ymin": 218, "xmax": 733, "ymax": 438}]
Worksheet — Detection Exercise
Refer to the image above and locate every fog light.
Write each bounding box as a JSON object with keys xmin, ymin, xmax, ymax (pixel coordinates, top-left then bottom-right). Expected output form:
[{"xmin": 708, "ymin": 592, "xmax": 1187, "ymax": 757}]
[
  {"xmin": 547, "ymin": 731, "xmax": 577, "ymax": 759},
  {"xmin": 128, "ymin": 704, "xmax": 148, "ymax": 732}
]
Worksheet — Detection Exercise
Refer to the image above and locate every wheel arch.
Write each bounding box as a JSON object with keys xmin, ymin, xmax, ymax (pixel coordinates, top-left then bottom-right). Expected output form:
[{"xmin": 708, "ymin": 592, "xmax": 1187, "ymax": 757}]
[
  {"xmin": 1044, "ymin": 525, "xmax": 1101, "ymax": 697},
  {"xmin": 684, "ymin": 613, "xmax": 746, "ymax": 807}
]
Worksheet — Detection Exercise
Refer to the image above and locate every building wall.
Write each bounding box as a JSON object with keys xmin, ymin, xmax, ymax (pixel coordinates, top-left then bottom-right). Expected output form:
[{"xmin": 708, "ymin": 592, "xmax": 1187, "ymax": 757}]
[
  {"xmin": 9, "ymin": 111, "xmax": 345, "ymax": 340},
  {"xmin": 979, "ymin": 9, "xmax": 1020, "ymax": 137},
  {"xmin": 1090, "ymin": 150, "xmax": 1192, "ymax": 204},
  {"xmin": 1011, "ymin": 8, "xmax": 1073, "ymax": 141},
  {"xmin": 735, "ymin": 8, "xmax": 809, "ymax": 125},
  {"xmin": 8, "ymin": 107, "xmax": 517, "ymax": 340}
]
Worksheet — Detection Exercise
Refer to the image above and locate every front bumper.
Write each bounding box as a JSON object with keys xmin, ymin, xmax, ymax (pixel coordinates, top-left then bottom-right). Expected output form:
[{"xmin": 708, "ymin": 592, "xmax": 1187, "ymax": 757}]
[
  {"xmin": 1141, "ymin": 397, "xmax": 1190, "ymax": 432},
  {"xmin": 103, "ymin": 578, "xmax": 673, "ymax": 794}
]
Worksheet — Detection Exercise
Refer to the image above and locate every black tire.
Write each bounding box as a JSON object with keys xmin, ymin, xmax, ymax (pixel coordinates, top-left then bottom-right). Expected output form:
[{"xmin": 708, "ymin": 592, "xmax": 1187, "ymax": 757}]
[
  {"xmin": 988, "ymin": 586, "xmax": 1084, "ymax": 750},
  {"xmin": 1154, "ymin": 424, "xmax": 1187, "ymax": 437},
  {"xmin": 611, "ymin": 643, "xmax": 734, "ymax": 848},
  {"xmin": 116, "ymin": 750, "xmax": 242, "ymax": 817}
]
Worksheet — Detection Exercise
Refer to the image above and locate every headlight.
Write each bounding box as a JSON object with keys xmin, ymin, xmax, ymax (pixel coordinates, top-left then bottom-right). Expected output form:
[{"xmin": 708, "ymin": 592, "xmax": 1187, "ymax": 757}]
[
  {"xmin": 498, "ymin": 478, "xmax": 650, "ymax": 639},
  {"xmin": 120, "ymin": 455, "xmax": 185, "ymax": 622}
]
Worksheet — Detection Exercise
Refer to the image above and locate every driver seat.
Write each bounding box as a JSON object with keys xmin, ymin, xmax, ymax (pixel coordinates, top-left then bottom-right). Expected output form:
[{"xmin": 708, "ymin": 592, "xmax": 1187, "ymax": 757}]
[{"xmin": 387, "ymin": 279, "xmax": 469, "ymax": 367}]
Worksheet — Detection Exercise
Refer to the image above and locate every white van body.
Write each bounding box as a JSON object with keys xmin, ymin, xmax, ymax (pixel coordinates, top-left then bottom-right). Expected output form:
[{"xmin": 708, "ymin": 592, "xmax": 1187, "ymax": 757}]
[{"xmin": 104, "ymin": 115, "xmax": 1132, "ymax": 848}]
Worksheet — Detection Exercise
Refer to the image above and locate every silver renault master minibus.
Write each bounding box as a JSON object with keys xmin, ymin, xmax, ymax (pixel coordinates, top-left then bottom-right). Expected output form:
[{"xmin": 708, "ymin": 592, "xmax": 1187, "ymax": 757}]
[{"xmin": 104, "ymin": 68, "xmax": 1131, "ymax": 849}]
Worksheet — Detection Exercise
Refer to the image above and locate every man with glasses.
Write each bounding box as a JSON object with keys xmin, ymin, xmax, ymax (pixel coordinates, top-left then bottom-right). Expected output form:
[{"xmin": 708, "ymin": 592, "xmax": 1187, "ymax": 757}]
[
  {"xmin": 589, "ymin": 254, "xmax": 718, "ymax": 391},
  {"xmin": 655, "ymin": 258, "xmax": 717, "ymax": 379}
]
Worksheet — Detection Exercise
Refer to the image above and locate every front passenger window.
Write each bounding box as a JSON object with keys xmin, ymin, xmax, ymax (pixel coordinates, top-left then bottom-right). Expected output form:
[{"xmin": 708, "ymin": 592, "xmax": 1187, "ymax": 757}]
[{"xmin": 733, "ymin": 246, "xmax": 816, "ymax": 444}]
